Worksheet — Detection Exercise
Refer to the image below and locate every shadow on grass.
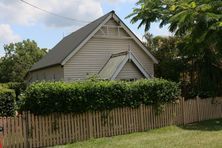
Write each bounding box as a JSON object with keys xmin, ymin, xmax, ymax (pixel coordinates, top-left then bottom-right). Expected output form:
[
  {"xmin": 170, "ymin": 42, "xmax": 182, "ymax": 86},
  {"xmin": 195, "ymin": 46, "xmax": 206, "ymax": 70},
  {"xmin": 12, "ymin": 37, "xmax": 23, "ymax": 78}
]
[{"xmin": 178, "ymin": 118, "xmax": 222, "ymax": 131}]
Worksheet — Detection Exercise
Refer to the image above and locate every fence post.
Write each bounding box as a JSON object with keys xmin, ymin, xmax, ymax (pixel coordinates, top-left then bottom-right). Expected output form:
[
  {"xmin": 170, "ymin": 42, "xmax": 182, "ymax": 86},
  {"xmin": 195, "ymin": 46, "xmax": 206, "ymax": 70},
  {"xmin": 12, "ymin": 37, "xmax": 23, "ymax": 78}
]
[
  {"xmin": 196, "ymin": 96, "xmax": 200, "ymax": 121},
  {"xmin": 182, "ymin": 97, "xmax": 185, "ymax": 125},
  {"xmin": 140, "ymin": 104, "xmax": 144, "ymax": 131},
  {"xmin": 23, "ymin": 112, "xmax": 30, "ymax": 148},
  {"xmin": 0, "ymin": 120, "xmax": 3, "ymax": 148},
  {"xmin": 88, "ymin": 112, "xmax": 93, "ymax": 139}
]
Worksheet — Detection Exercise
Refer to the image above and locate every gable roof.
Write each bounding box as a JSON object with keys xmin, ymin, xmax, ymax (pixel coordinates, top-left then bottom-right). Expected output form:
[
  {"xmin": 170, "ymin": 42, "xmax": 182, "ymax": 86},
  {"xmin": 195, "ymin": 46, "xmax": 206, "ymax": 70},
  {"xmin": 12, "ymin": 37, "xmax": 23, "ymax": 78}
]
[
  {"xmin": 30, "ymin": 10, "xmax": 158, "ymax": 72},
  {"xmin": 98, "ymin": 51, "xmax": 152, "ymax": 80},
  {"xmin": 30, "ymin": 11, "xmax": 112, "ymax": 71}
]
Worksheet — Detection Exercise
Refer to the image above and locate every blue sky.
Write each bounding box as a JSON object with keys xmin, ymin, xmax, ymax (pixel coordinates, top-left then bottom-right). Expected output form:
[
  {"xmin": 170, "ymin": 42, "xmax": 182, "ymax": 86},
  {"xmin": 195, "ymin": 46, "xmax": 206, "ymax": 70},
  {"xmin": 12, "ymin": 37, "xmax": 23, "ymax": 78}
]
[{"xmin": 0, "ymin": 0, "xmax": 171, "ymax": 57}]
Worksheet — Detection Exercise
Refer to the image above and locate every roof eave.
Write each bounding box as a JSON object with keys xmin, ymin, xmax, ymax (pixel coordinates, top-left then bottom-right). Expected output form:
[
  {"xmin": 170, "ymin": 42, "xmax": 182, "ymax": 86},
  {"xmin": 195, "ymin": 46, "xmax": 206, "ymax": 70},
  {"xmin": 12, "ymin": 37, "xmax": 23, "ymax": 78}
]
[{"xmin": 29, "ymin": 63, "xmax": 62, "ymax": 72}]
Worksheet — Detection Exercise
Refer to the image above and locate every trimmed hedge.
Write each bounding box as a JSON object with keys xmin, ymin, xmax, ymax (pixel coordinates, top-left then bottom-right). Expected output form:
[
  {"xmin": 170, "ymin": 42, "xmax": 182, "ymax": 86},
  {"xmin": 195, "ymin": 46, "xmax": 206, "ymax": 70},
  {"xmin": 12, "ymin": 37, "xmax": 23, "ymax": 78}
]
[
  {"xmin": 20, "ymin": 79, "xmax": 180, "ymax": 115},
  {"xmin": 0, "ymin": 88, "xmax": 16, "ymax": 116}
]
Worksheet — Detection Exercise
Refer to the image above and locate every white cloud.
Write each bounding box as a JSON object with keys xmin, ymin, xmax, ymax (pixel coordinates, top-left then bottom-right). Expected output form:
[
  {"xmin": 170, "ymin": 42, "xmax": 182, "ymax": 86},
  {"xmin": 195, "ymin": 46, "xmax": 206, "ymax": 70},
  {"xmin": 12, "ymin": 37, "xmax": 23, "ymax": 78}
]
[
  {"xmin": 0, "ymin": 0, "xmax": 103, "ymax": 27},
  {"xmin": 0, "ymin": 0, "xmax": 38, "ymax": 26},
  {"xmin": 0, "ymin": 24, "xmax": 21, "ymax": 44},
  {"xmin": 149, "ymin": 23, "xmax": 172, "ymax": 37}
]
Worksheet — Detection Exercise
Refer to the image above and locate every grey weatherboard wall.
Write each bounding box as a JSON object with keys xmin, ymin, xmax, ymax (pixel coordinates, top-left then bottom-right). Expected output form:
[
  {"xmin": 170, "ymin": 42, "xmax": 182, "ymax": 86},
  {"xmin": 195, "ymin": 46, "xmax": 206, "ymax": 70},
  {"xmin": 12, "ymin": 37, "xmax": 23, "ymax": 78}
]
[{"xmin": 28, "ymin": 11, "xmax": 157, "ymax": 82}]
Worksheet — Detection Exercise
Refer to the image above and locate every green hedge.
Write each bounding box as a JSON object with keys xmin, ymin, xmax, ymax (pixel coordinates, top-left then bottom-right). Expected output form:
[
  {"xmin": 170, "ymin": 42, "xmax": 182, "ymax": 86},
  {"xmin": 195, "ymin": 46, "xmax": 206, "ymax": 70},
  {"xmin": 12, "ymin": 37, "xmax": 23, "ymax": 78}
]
[
  {"xmin": 0, "ymin": 88, "xmax": 16, "ymax": 116},
  {"xmin": 20, "ymin": 79, "xmax": 180, "ymax": 115},
  {"xmin": 0, "ymin": 82, "xmax": 26, "ymax": 100}
]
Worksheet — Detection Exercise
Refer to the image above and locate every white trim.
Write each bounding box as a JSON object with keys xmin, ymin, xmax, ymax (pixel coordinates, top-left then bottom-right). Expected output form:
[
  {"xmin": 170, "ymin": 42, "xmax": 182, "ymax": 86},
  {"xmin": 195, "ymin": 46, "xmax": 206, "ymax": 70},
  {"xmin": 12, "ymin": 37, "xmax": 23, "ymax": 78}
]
[
  {"xmin": 106, "ymin": 25, "xmax": 109, "ymax": 36},
  {"xmin": 61, "ymin": 12, "xmax": 158, "ymax": 65},
  {"xmin": 102, "ymin": 25, "xmax": 122, "ymax": 28},
  {"xmin": 130, "ymin": 53, "xmax": 152, "ymax": 78},
  {"xmin": 112, "ymin": 14, "xmax": 158, "ymax": 64},
  {"xmin": 111, "ymin": 52, "xmax": 152, "ymax": 79},
  {"xmin": 111, "ymin": 56, "xmax": 128, "ymax": 80},
  {"xmin": 99, "ymin": 29, "xmax": 105, "ymax": 35},
  {"xmin": 93, "ymin": 36, "xmax": 132, "ymax": 39},
  {"xmin": 61, "ymin": 14, "xmax": 113, "ymax": 65}
]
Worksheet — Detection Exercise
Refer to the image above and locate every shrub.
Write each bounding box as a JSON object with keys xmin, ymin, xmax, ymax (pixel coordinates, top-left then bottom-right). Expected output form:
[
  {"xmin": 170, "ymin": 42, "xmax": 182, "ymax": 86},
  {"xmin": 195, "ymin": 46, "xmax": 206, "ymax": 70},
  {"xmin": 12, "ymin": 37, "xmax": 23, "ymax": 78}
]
[
  {"xmin": 0, "ymin": 82, "xmax": 26, "ymax": 100},
  {"xmin": 20, "ymin": 79, "xmax": 180, "ymax": 115},
  {"xmin": 0, "ymin": 88, "xmax": 16, "ymax": 116}
]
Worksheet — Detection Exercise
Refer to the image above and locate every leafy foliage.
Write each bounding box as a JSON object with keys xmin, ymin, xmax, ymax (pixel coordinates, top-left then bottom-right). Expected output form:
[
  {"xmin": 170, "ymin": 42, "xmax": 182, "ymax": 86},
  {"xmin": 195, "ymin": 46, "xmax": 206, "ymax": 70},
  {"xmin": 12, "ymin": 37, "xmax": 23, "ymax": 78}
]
[
  {"xmin": 0, "ymin": 88, "xmax": 16, "ymax": 116},
  {"xmin": 0, "ymin": 82, "xmax": 26, "ymax": 100},
  {"xmin": 148, "ymin": 36, "xmax": 185, "ymax": 82},
  {"xmin": 0, "ymin": 39, "xmax": 47, "ymax": 82},
  {"xmin": 127, "ymin": 0, "xmax": 222, "ymax": 37},
  {"xmin": 19, "ymin": 79, "xmax": 180, "ymax": 115},
  {"xmin": 128, "ymin": 0, "xmax": 222, "ymax": 97}
]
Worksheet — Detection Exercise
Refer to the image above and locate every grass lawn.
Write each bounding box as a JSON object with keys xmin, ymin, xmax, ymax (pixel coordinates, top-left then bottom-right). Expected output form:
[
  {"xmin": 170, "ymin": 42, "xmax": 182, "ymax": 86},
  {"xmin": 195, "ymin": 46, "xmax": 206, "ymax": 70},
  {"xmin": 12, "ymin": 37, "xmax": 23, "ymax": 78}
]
[{"xmin": 56, "ymin": 118, "xmax": 222, "ymax": 148}]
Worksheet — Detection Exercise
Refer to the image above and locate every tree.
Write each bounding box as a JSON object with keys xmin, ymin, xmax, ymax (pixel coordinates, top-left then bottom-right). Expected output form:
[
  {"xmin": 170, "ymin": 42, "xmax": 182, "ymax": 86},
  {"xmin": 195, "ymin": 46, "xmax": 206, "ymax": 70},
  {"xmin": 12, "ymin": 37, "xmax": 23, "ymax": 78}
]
[
  {"xmin": 0, "ymin": 39, "xmax": 47, "ymax": 82},
  {"xmin": 143, "ymin": 32, "xmax": 154, "ymax": 49},
  {"xmin": 127, "ymin": 0, "xmax": 222, "ymax": 36},
  {"xmin": 127, "ymin": 0, "xmax": 222, "ymax": 97},
  {"xmin": 143, "ymin": 33, "xmax": 188, "ymax": 82},
  {"xmin": 150, "ymin": 35, "xmax": 185, "ymax": 82}
]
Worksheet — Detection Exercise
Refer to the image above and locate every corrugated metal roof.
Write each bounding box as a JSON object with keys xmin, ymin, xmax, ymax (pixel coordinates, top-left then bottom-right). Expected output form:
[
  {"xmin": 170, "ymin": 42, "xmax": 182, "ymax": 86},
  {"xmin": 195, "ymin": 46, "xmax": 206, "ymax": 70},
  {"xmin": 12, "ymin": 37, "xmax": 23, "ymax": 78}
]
[{"xmin": 30, "ymin": 11, "xmax": 113, "ymax": 71}]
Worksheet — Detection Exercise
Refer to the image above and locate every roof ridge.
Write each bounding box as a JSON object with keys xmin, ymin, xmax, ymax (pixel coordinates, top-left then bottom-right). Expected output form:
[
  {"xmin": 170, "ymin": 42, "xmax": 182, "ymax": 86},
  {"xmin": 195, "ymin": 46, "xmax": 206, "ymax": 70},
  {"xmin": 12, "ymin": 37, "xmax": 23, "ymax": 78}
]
[
  {"xmin": 30, "ymin": 11, "xmax": 114, "ymax": 72},
  {"xmin": 64, "ymin": 11, "xmax": 114, "ymax": 39}
]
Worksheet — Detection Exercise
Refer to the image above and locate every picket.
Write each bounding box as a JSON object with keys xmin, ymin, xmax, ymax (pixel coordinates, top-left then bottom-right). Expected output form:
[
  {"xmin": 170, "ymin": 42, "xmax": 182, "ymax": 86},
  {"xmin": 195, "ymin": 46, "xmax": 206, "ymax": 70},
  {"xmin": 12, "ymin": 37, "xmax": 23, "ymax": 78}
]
[{"xmin": 1, "ymin": 97, "xmax": 222, "ymax": 148}]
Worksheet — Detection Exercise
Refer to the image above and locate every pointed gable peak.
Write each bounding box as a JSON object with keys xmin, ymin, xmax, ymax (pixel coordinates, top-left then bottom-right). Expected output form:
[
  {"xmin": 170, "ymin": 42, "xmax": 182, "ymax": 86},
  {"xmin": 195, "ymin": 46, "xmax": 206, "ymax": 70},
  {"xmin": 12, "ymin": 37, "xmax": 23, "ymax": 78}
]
[
  {"xmin": 30, "ymin": 11, "xmax": 113, "ymax": 71},
  {"xmin": 30, "ymin": 10, "xmax": 157, "ymax": 72}
]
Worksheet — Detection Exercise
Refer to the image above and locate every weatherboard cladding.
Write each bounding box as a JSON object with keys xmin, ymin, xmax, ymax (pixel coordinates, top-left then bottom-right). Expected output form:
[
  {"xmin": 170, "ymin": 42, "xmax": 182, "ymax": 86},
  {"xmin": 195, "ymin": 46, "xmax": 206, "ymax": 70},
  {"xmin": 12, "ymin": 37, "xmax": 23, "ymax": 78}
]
[
  {"xmin": 63, "ymin": 36, "xmax": 154, "ymax": 80},
  {"xmin": 30, "ymin": 10, "xmax": 157, "ymax": 75},
  {"xmin": 30, "ymin": 66, "xmax": 64, "ymax": 82},
  {"xmin": 116, "ymin": 62, "xmax": 144, "ymax": 80},
  {"xmin": 98, "ymin": 51, "xmax": 147, "ymax": 80},
  {"xmin": 30, "ymin": 11, "xmax": 112, "ymax": 71}
]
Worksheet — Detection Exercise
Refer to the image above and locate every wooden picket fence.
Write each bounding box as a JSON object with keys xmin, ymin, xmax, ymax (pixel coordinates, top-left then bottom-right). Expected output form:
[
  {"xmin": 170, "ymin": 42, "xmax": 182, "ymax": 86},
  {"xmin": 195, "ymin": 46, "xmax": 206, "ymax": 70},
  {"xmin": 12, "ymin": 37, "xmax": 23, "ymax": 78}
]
[{"xmin": 0, "ymin": 97, "xmax": 222, "ymax": 148}]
